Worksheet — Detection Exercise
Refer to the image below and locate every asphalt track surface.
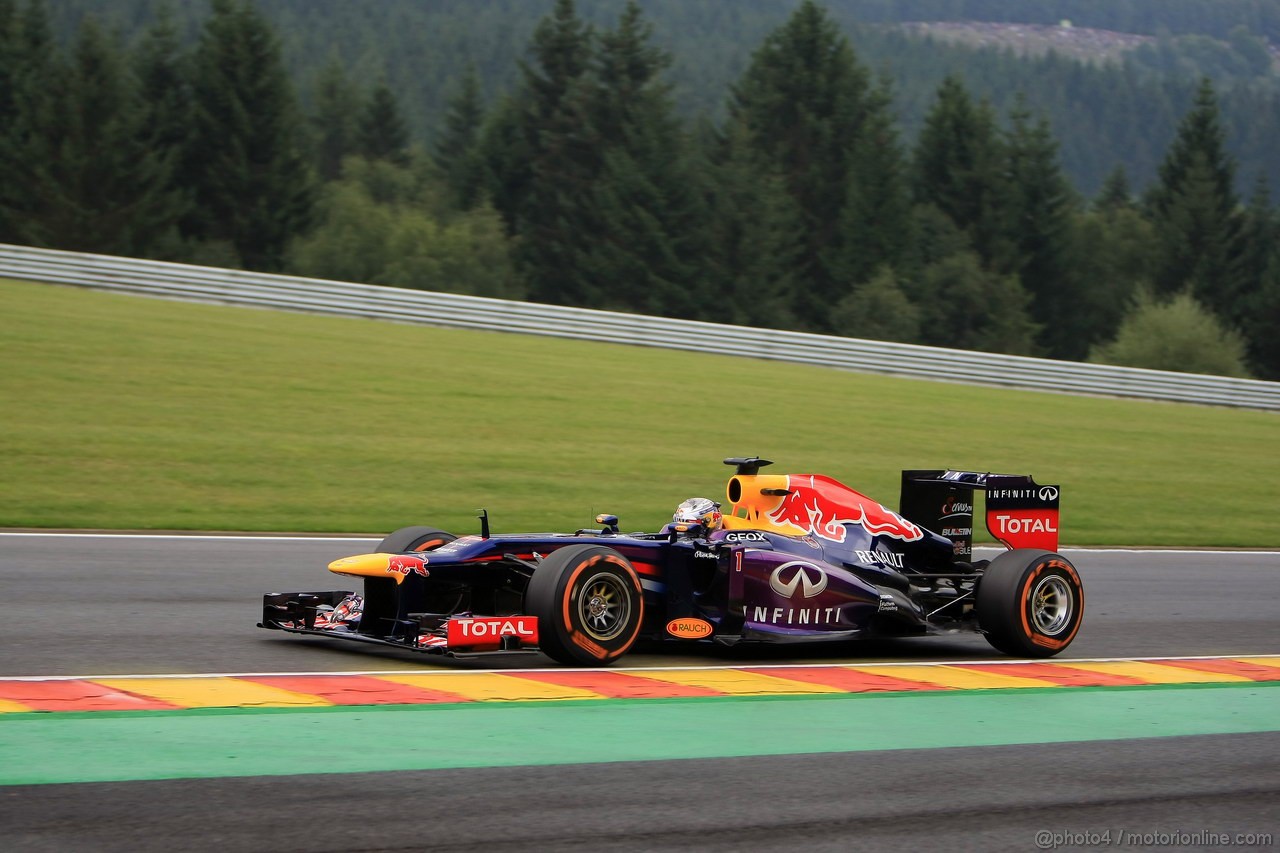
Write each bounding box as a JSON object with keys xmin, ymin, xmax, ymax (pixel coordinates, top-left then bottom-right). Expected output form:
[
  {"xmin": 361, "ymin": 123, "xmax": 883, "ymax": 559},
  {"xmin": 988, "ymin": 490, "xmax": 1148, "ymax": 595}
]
[
  {"xmin": 5, "ymin": 536, "xmax": 1280, "ymax": 674},
  {"xmin": 3, "ymin": 535, "xmax": 1279, "ymax": 851}
]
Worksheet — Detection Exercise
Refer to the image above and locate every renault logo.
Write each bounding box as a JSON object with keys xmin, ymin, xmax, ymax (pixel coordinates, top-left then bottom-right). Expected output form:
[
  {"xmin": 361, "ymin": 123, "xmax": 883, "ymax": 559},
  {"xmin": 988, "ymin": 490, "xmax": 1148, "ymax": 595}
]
[{"xmin": 769, "ymin": 561, "xmax": 828, "ymax": 599}]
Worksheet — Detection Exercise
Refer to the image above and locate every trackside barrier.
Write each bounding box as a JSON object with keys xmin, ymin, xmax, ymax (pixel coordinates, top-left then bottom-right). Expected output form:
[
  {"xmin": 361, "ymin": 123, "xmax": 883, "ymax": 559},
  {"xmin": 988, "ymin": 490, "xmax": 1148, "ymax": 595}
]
[{"xmin": 2, "ymin": 243, "xmax": 1276, "ymax": 411}]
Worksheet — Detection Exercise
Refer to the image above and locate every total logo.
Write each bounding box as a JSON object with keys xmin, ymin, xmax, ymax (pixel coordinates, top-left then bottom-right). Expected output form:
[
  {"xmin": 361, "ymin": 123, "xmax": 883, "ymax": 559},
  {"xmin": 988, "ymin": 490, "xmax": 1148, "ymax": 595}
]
[
  {"xmin": 446, "ymin": 616, "xmax": 539, "ymax": 646},
  {"xmin": 768, "ymin": 561, "xmax": 828, "ymax": 599},
  {"xmin": 993, "ymin": 514, "xmax": 1057, "ymax": 534}
]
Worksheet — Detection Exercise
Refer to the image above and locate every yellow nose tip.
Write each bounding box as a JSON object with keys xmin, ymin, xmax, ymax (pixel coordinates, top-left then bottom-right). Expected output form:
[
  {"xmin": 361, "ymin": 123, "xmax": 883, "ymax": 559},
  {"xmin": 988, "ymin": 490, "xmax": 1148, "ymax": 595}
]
[{"xmin": 328, "ymin": 553, "xmax": 400, "ymax": 582}]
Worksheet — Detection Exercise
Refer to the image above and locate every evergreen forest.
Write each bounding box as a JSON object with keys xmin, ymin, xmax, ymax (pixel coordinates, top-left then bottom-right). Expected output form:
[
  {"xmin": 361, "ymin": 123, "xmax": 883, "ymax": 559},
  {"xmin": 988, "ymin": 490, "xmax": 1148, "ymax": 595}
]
[{"xmin": 2, "ymin": 0, "xmax": 1279, "ymax": 379}]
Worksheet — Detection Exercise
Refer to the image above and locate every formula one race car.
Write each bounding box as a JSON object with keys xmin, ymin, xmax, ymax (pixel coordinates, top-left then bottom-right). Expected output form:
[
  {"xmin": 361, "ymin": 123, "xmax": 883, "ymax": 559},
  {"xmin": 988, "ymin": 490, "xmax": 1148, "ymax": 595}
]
[{"xmin": 259, "ymin": 458, "xmax": 1083, "ymax": 665}]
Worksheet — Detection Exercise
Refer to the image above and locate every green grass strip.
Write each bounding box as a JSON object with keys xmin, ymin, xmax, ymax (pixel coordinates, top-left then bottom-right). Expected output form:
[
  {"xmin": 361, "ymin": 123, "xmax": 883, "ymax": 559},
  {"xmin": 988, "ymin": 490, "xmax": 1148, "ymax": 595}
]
[
  {"xmin": 2, "ymin": 279, "xmax": 1278, "ymax": 544},
  {"xmin": 1, "ymin": 683, "xmax": 1276, "ymax": 785}
]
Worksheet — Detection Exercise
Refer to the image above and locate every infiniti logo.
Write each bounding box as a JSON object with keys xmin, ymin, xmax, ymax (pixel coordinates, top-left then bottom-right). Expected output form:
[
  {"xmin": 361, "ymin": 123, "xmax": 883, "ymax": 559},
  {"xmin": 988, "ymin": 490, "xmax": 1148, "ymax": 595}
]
[
  {"xmin": 1039, "ymin": 486, "xmax": 1060, "ymax": 501},
  {"xmin": 769, "ymin": 561, "xmax": 828, "ymax": 599}
]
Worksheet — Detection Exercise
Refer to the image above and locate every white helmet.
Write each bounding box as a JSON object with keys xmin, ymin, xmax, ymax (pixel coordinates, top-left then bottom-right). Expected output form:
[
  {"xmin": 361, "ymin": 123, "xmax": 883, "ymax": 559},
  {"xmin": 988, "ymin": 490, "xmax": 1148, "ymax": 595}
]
[{"xmin": 672, "ymin": 497, "xmax": 723, "ymax": 534}]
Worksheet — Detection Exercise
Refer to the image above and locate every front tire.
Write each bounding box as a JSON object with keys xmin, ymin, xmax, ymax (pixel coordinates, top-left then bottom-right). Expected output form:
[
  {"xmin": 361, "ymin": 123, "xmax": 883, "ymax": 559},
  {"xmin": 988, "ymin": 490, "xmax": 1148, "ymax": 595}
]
[
  {"xmin": 526, "ymin": 545, "xmax": 644, "ymax": 666},
  {"xmin": 363, "ymin": 526, "xmax": 460, "ymax": 629},
  {"xmin": 977, "ymin": 549, "xmax": 1083, "ymax": 658},
  {"xmin": 376, "ymin": 526, "xmax": 456, "ymax": 553}
]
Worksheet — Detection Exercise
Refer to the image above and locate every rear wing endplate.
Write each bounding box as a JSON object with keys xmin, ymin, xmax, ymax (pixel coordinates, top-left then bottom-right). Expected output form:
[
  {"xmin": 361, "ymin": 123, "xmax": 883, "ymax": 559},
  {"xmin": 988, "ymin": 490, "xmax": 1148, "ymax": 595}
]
[{"xmin": 900, "ymin": 470, "xmax": 1061, "ymax": 556}]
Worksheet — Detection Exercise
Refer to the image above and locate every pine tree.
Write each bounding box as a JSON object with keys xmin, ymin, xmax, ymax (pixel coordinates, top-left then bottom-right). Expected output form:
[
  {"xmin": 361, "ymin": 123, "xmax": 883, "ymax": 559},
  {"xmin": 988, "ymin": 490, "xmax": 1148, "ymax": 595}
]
[
  {"xmin": 1069, "ymin": 206, "xmax": 1155, "ymax": 354},
  {"xmin": 0, "ymin": 7, "xmax": 176, "ymax": 255},
  {"xmin": 575, "ymin": 1, "xmax": 703, "ymax": 317},
  {"xmin": 699, "ymin": 118, "xmax": 803, "ymax": 330},
  {"xmin": 505, "ymin": 0, "xmax": 599, "ymax": 306},
  {"xmin": 1003, "ymin": 100, "xmax": 1082, "ymax": 358},
  {"xmin": 134, "ymin": 4, "xmax": 189, "ymax": 153},
  {"xmin": 0, "ymin": 0, "xmax": 62, "ymax": 245},
  {"xmin": 829, "ymin": 77, "xmax": 915, "ymax": 292},
  {"xmin": 133, "ymin": 3, "xmax": 192, "ymax": 256},
  {"xmin": 1146, "ymin": 78, "xmax": 1243, "ymax": 317},
  {"xmin": 513, "ymin": 81, "xmax": 598, "ymax": 305},
  {"xmin": 0, "ymin": 0, "xmax": 21, "ymax": 242},
  {"xmin": 26, "ymin": 17, "xmax": 179, "ymax": 256},
  {"xmin": 0, "ymin": 0, "xmax": 17, "ymax": 128},
  {"xmin": 184, "ymin": 0, "xmax": 313, "ymax": 270},
  {"xmin": 1242, "ymin": 252, "xmax": 1280, "ymax": 380},
  {"xmin": 477, "ymin": 95, "xmax": 531, "ymax": 235},
  {"xmin": 1237, "ymin": 177, "xmax": 1280, "ymax": 378},
  {"xmin": 912, "ymin": 75, "xmax": 1011, "ymax": 272},
  {"xmin": 1236, "ymin": 176, "xmax": 1274, "ymax": 316},
  {"xmin": 309, "ymin": 55, "xmax": 359, "ymax": 182},
  {"xmin": 432, "ymin": 65, "xmax": 487, "ymax": 210},
  {"xmin": 726, "ymin": 0, "xmax": 882, "ymax": 330},
  {"xmin": 1094, "ymin": 164, "xmax": 1134, "ymax": 212},
  {"xmin": 488, "ymin": 0, "xmax": 593, "ymax": 239},
  {"xmin": 358, "ymin": 79, "xmax": 411, "ymax": 167}
]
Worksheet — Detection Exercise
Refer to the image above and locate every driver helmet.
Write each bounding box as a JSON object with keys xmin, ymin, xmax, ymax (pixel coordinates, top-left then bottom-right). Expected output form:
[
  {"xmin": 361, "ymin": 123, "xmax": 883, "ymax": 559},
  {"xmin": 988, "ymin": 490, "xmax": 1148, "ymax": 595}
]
[{"xmin": 672, "ymin": 497, "xmax": 723, "ymax": 535}]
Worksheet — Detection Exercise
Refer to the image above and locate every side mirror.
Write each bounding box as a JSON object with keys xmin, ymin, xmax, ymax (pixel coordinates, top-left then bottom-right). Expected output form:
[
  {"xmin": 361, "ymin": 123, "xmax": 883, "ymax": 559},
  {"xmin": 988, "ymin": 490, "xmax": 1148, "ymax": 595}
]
[{"xmin": 595, "ymin": 513, "xmax": 620, "ymax": 534}]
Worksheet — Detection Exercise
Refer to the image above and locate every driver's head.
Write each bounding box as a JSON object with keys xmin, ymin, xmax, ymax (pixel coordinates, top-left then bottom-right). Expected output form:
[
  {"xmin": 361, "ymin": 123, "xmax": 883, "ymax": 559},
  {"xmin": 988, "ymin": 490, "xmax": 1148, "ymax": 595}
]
[{"xmin": 672, "ymin": 497, "xmax": 722, "ymax": 536}]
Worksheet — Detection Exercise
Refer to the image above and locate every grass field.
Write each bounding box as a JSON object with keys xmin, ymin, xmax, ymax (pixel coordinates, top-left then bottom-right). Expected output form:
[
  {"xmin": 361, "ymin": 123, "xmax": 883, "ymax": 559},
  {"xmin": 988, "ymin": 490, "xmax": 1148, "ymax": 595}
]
[{"xmin": 1, "ymin": 278, "xmax": 1276, "ymax": 546}]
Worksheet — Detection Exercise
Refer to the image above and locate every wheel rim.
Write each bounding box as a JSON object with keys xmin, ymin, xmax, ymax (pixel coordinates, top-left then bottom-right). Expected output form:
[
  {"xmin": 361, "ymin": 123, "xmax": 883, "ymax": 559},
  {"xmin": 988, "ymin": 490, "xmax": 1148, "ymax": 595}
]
[
  {"xmin": 578, "ymin": 571, "xmax": 631, "ymax": 642},
  {"xmin": 1031, "ymin": 575, "xmax": 1073, "ymax": 635}
]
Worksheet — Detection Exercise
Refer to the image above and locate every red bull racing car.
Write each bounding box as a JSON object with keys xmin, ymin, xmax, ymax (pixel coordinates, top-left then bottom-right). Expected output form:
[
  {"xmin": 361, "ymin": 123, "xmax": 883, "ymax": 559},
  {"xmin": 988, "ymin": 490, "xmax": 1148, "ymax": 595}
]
[{"xmin": 259, "ymin": 458, "xmax": 1083, "ymax": 665}]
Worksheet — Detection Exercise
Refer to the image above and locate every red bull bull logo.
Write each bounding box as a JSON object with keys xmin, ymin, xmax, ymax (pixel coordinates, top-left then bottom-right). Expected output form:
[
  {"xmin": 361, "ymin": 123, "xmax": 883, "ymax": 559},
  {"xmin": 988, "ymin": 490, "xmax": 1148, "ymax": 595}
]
[
  {"xmin": 766, "ymin": 475, "xmax": 924, "ymax": 543},
  {"xmin": 386, "ymin": 554, "xmax": 429, "ymax": 578}
]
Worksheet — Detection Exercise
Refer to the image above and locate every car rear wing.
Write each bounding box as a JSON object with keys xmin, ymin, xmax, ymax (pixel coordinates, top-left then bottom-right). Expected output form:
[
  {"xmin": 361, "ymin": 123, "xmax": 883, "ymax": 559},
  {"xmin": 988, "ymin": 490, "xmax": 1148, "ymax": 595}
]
[{"xmin": 899, "ymin": 470, "xmax": 1061, "ymax": 557}]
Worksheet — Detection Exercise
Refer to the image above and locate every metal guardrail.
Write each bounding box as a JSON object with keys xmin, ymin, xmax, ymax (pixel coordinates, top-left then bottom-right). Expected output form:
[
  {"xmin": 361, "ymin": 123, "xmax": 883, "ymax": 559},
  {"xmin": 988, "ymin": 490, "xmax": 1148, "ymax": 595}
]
[{"xmin": 3, "ymin": 243, "xmax": 1277, "ymax": 411}]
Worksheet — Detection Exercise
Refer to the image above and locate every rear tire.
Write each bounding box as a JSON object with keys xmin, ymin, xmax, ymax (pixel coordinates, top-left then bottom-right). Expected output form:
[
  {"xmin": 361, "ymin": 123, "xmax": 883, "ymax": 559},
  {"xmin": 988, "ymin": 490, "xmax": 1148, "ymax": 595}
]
[
  {"xmin": 526, "ymin": 545, "xmax": 644, "ymax": 666},
  {"xmin": 977, "ymin": 549, "xmax": 1083, "ymax": 658},
  {"xmin": 376, "ymin": 526, "xmax": 456, "ymax": 553}
]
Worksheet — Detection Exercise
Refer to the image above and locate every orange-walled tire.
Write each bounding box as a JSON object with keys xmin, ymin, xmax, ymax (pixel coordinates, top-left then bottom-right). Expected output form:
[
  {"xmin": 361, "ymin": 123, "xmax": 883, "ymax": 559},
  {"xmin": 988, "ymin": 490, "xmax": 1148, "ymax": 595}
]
[
  {"xmin": 526, "ymin": 544, "xmax": 644, "ymax": 666},
  {"xmin": 376, "ymin": 526, "xmax": 456, "ymax": 553},
  {"xmin": 364, "ymin": 527, "xmax": 460, "ymax": 625},
  {"xmin": 977, "ymin": 549, "xmax": 1084, "ymax": 658}
]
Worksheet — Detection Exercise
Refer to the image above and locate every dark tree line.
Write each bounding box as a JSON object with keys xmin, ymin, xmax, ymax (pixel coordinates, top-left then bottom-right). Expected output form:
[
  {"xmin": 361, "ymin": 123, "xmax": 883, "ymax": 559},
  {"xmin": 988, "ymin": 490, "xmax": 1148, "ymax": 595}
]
[
  {"xmin": 0, "ymin": 0, "xmax": 312, "ymax": 267},
  {"xmin": 34, "ymin": 0, "xmax": 1280, "ymax": 197},
  {"xmin": 2, "ymin": 0, "xmax": 1277, "ymax": 379}
]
